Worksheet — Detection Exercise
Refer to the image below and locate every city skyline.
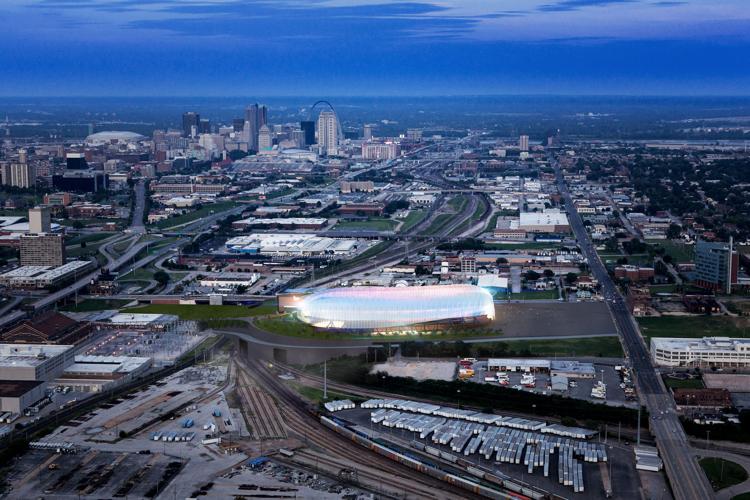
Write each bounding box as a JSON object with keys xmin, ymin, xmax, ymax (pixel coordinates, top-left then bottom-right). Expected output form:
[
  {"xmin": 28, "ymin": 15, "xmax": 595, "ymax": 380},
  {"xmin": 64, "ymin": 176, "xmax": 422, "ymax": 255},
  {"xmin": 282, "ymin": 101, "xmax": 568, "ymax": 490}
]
[{"xmin": 1, "ymin": 0, "xmax": 749, "ymax": 96}]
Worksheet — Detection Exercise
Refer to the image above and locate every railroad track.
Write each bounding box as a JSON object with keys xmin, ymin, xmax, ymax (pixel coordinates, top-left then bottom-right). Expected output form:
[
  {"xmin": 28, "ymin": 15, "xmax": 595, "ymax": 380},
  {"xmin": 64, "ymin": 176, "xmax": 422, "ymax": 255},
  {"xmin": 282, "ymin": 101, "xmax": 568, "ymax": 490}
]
[
  {"xmin": 235, "ymin": 368, "xmax": 286, "ymax": 440},
  {"xmin": 286, "ymin": 448, "xmax": 445, "ymax": 499},
  {"xmin": 238, "ymin": 358, "xmax": 472, "ymax": 499}
]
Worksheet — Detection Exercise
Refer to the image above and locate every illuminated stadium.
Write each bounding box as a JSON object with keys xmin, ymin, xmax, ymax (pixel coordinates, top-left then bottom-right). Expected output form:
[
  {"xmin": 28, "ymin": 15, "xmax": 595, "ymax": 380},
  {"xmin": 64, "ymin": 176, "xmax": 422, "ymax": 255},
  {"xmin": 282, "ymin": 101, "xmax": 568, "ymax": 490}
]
[{"xmin": 289, "ymin": 285, "xmax": 495, "ymax": 332}]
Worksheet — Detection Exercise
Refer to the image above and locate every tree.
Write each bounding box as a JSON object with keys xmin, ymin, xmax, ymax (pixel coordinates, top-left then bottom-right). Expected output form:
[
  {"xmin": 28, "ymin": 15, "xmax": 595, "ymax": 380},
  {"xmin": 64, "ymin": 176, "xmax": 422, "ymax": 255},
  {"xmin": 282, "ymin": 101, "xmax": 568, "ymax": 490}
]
[
  {"xmin": 543, "ymin": 269, "xmax": 555, "ymax": 278},
  {"xmin": 565, "ymin": 272, "xmax": 578, "ymax": 285},
  {"xmin": 525, "ymin": 270, "xmax": 540, "ymax": 281},
  {"xmin": 235, "ymin": 285, "xmax": 248, "ymax": 294},
  {"xmin": 154, "ymin": 270, "xmax": 170, "ymax": 286},
  {"xmin": 667, "ymin": 223, "xmax": 683, "ymax": 240}
]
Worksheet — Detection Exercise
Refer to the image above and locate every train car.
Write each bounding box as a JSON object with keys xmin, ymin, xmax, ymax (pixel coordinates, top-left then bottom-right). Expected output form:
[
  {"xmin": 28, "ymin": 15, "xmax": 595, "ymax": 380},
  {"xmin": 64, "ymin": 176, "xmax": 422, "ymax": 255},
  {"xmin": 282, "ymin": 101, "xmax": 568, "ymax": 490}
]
[{"xmin": 320, "ymin": 416, "xmax": 527, "ymax": 500}]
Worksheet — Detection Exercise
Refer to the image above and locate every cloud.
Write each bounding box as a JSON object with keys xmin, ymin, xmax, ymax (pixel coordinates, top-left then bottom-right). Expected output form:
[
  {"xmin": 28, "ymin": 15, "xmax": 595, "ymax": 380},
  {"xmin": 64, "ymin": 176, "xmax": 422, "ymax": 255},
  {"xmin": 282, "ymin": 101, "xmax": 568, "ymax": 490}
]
[{"xmin": 538, "ymin": 0, "xmax": 636, "ymax": 12}]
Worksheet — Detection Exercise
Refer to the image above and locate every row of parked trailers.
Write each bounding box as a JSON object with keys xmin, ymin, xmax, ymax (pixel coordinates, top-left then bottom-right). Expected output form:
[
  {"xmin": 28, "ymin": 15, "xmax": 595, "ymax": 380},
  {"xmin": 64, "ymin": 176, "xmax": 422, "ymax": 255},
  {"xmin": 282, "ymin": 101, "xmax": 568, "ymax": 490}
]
[
  {"xmin": 150, "ymin": 430, "xmax": 195, "ymax": 442},
  {"xmin": 321, "ymin": 415, "xmax": 539, "ymax": 500},
  {"xmin": 0, "ymin": 412, "xmax": 18, "ymax": 424},
  {"xmin": 371, "ymin": 409, "xmax": 607, "ymax": 494},
  {"xmin": 361, "ymin": 399, "xmax": 596, "ymax": 439},
  {"xmin": 324, "ymin": 399, "xmax": 355, "ymax": 412}
]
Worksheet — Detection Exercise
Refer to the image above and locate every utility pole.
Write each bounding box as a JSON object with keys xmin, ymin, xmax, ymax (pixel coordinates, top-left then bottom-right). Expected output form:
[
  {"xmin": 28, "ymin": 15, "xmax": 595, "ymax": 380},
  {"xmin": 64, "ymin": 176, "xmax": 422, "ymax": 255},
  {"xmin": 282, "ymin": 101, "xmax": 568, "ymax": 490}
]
[
  {"xmin": 637, "ymin": 405, "xmax": 641, "ymax": 446},
  {"xmin": 323, "ymin": 360, "xmax": 327, "ymax": 401}
]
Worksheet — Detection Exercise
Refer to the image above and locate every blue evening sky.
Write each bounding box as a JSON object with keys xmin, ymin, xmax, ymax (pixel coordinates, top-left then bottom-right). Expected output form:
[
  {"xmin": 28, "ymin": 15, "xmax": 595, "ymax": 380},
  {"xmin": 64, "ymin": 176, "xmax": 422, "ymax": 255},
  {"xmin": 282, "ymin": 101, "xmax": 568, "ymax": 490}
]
[{"xmin": 0, "ymin": 0, "xmax": 748, "ymax": 96}]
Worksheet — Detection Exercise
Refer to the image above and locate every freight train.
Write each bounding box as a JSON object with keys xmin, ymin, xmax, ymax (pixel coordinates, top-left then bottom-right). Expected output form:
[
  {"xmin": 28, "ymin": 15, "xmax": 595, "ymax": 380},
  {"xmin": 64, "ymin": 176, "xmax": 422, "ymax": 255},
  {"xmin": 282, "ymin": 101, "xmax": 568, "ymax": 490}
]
[{"xmin": 320, "ymin": 415, "xmax": 538, "ymax": 500}]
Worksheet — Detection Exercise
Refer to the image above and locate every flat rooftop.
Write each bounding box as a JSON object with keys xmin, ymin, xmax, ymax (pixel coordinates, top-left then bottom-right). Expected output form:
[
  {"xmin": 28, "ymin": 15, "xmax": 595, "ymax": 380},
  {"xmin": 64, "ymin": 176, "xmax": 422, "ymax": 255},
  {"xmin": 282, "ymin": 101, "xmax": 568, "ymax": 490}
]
[
  {"xmin": 109, "ymin": 313, "xmax": 178, "ymax": 325},
  {"xmin": 0, "ymin": 344, "xmax": 74, "ymax": 368},
  {"xmin": 64, "ymin": 355, "xmax": 152, "ymax": 375}
]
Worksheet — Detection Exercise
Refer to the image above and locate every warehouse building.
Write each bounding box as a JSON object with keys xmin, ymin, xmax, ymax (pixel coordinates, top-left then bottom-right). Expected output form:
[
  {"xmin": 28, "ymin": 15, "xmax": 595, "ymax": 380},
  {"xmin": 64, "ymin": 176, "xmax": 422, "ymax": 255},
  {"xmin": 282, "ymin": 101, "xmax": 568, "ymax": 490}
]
[
  {"xmin": 1, "ymin": 312, "xmax": 92, "ymax": 346},
  {"xmin": 232, "ymin": 217, "xmax": 328, "ymax": 231},
  {"xmin": 0, "ymin": 343, "xmax": 75, "ymax": 413},
  {"xmin": 651, "ymin": 337, "xmax": 750, "ymax": 368},
  {"xmin": 55, "ymin": 355, "xmax": 152, "ymax": 393},
  {"xmin": 225, "ymin": 233, "xmax": 359, "ymax": 257},
  {"xmin": 0, "ymin": 261, "xmax": 94, "ymax": 289},
  {"xmin": 106, "ymin": 313, "xmax": 180, "ymax": 330}
]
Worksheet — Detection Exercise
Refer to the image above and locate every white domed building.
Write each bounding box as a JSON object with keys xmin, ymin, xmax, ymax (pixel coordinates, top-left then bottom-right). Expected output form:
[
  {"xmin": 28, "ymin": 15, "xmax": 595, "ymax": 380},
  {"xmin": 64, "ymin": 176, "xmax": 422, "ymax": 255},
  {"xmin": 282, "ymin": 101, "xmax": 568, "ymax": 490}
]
[{"xmin": 85, "ymin": 131, "xmax": 146, "ymax": 146}]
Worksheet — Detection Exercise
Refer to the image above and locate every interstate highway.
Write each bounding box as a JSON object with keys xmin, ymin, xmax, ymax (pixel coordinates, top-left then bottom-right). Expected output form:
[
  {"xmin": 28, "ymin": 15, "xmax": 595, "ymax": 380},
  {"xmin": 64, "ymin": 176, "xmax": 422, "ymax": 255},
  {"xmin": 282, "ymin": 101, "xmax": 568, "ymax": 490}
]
[{"xmin": 553, "ymin": 156, "xmax": 714, "ymax": 500}]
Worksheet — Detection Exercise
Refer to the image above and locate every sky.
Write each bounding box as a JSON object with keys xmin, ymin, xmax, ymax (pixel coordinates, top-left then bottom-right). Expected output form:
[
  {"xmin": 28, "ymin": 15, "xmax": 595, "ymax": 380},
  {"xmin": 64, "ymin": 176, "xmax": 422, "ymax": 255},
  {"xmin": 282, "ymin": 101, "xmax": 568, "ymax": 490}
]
[{"xmin": 0, "ymin": 0, "xmax": 748, "ymax": 96}]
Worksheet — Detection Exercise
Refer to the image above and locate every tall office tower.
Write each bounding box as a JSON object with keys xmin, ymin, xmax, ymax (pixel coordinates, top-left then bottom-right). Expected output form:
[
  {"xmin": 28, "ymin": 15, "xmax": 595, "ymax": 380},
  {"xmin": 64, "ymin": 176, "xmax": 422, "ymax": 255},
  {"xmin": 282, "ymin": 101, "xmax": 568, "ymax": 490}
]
[
  {"xmin": 258, "ymin": 125, "xmax": 272, "ymax": 151},
  {"xmin": 244, "ymin": 104, "xmax": 268, "ymax": 152},
  {"xmin": 300, "ymin": 121, "xmax": 316, "ymax": 146},
  {"xmin": 29, "ymin": 207, "xmax": 51, "ymax": 234},
  {"xmin": 66, "ymin": 153, "xmax": 88, "ymax": 170},
  {"xmin": 317, "ymin": 111, "xmax": 339, "ymax": 156},
  {"xmin": 519, "ymin": 134, "xmax": 529, "ymax": 152},
  {"xmin": 20, "ymin": 233, "xmax": 65, "ymax": 266},
  {"xmin": 1, "ymin": 162, "xmax": 36, "ymax": 188},
  {"xmin": 363, "ymin": 124, "xmax": 374, "ymax": 141},
  {"xmin": 232, "ymin": 118, "xmax": 245, "ymax": 132},
  {"xmin": 182, "ymin": 112, "xmax": 200, "ymax": 138},
  {"xmin": 695, "ymin": 238, "xmax": 739, "ymax": 294},
  {"xmin": 18, "ymin": 149, "xmax": 27, "ymax": 164},
  {"xmin": 198, "ymin": 118, "xmax": 211, "ymax": 134}
]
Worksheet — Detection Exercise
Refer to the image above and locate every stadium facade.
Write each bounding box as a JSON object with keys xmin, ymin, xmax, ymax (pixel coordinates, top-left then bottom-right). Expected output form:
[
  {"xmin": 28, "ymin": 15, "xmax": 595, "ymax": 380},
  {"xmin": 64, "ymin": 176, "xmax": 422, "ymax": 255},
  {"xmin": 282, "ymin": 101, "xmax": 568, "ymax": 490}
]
[{"xmin": 290, "ymin": 285, "xmax": 495, "ymax": 331}]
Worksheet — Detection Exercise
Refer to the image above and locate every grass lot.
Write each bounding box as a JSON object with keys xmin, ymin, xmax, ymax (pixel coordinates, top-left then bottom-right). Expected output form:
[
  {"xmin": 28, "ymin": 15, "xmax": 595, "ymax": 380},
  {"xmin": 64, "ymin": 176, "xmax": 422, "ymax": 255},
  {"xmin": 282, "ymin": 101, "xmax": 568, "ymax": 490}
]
[
  {"xmin": 485, "ymin": 212, "xmax": 500, "ymax": 233},
  {"xmin": 448, "ymin": 195, "xmax": 468, "ymax": 212},
  {"xmin": 732, "ymin": 494, "xmax": 750, "ymax": 500},
  {"xmin": 424, "ymin": 213, "xmax": 453, "ymax": 235},
  {"xmin": 290, "ymin": 383, "xmax": 361, "ymax": 405},
  {"xmin": 663, "ymin": 377, "xmax": 704, "ymax": 389},
  {"xmin": 648, "ymin": 239, "xmax": 694, "ymax": 263},
  {"xmin": 399, "ymin": 209, "xmax": 428, "ymax": 233},
  {"xmin": 152, "ymin": 201, "xmax": 238, "ymax": 229},
  {"xmin": 334, "ymin": 218, "xmax": 398, "ymax": 231},
  {"xmin": 497, "ymin": 337, "xmax": 624, "ymax": 358},
  {"xmin": 511, "ymin": 289, "xmax": 559, "ymax": 300},
  {"xmin": 60, "ymin": 299, "xmax": 131, "ymax": 312},
  {"xmin": 470, "ymin": 201, "xmax": 486, "ymax": 221},
  {"xmin": 699, "ymin": 457, "xmax": 748, "ymax": 491},
  {"xmin": 254, "ymin": 314, "xmax": 505, "ymax": 341},
  {"xmin": 118, "ymin": 267, "xmax": 155, "ymax": 281},
  {"xmin": 638, "ymin": 316, "xmax": 750, "ymax": 345},
  {"xmin": 67, "ymin": 233, "xmax": 113, "ymax": 246},
  {"xmin": 127, "ymin": 301, "xmax": 276, "ymax": 320},
  {"xmin": 300, "ymin": 356, "xmax": 372, "ymax": 385},
  {"xmin": 649, "ymin": 284, "xmax": 704, "ymax": 296}
]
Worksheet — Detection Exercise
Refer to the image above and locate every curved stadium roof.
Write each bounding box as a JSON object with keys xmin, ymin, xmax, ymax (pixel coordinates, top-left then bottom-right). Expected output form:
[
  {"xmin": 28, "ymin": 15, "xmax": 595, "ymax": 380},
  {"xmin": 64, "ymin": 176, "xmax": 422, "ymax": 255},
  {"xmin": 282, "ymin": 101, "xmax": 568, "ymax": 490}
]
[
  {"xmin": 85, "ymin": 131, "xmax": 145, "ymax": 145},
  {"xmin": 294, "ymin": 285, "xmax": 495, "ymax": 330}
]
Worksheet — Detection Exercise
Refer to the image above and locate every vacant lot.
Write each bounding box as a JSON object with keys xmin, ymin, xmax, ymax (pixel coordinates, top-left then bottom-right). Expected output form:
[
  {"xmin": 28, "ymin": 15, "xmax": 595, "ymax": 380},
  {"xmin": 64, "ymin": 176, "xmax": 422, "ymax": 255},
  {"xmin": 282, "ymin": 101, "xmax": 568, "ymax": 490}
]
[
  {"xmin": 699, "ymin": 457, "xmax": 748, "ymax": 491},
  {"xmin": 127, "ymin": 301, "xmax": 275, "ymax": 320},
  {"xmin": 638, "ymin": 316, "xmax": 750, "ymax": 344}
]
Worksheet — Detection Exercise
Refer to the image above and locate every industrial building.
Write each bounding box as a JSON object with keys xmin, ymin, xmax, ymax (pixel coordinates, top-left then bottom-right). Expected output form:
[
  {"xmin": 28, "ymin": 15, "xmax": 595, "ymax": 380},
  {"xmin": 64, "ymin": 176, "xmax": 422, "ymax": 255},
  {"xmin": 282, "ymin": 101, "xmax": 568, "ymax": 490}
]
[
  {"xmin": 198, "ymin": 273, "xmax": 260, "ymax": 290},
  {"xmin": 231, "ymin": 217, "xmax": 328, "ymax": 231},
  {"xmin": 651, "ymin": 337, "xmax": 750, "ymax": 368},
  {"xmin": 225, "ymin": 233, "xmax": 359, "ymax": 257},
  {"xmin": 518, "ymin": 210, "xmax": 570, "ymax": 233},
  {"xmin": 106, "ymin": 313, "xmax": 180, "ymax": 330},
  {"xmin": 0, "ymin": 343, "xmax": 75, "ymax": 413},
  {"xmin": 289, "ymin": 285, "xmax": 495, "ymax": 331},
  {"xmin": 487, "ymin": 359, "xmax": 596, "ymax": 378},
  {"xmin": 55, "ymin": 355, "xmax": 152, "ymax": 393},
  {"xmin": 0, "ymin": 312, "xmax": 92, "ymax": 346},
  {"xmin": 0, "ymin": 261, "xmax": 94, "ymax": 289}
]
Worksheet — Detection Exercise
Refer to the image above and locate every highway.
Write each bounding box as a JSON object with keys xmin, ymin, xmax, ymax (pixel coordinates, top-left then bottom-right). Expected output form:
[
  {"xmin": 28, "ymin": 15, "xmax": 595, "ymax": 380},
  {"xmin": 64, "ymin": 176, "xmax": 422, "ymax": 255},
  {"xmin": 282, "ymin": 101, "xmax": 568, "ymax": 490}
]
[
  {"xmin": 552, "ymin": 155, "xmax": 714, "ymax": 500},
  {"xmin": 306, "ymin": 172, "xmax": 490, "ymax": 288}
]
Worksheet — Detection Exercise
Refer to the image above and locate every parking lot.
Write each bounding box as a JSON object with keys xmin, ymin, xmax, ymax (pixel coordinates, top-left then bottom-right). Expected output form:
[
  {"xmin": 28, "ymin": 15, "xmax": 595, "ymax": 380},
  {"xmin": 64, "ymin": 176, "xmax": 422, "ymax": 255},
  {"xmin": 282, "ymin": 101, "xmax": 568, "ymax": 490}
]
[
  {"xmin": 336, "ymin": 406, "xmax": 641, "ymax": 500},
  {"xmin": 469, "ymin": 360, "xmax": 638, "ymax": 407}
]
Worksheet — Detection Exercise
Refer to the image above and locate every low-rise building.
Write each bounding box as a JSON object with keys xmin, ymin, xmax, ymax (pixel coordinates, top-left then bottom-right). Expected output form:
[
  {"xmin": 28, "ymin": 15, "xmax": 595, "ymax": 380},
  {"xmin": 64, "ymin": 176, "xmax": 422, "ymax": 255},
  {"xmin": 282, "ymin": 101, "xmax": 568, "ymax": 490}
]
[
  {"xmin": 55, "ymin": 355, "xmax": 152, "ymax": 393},
  {"xmin": 651, "ymin": 337, "xmax": 750, "ymax": 368}
]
